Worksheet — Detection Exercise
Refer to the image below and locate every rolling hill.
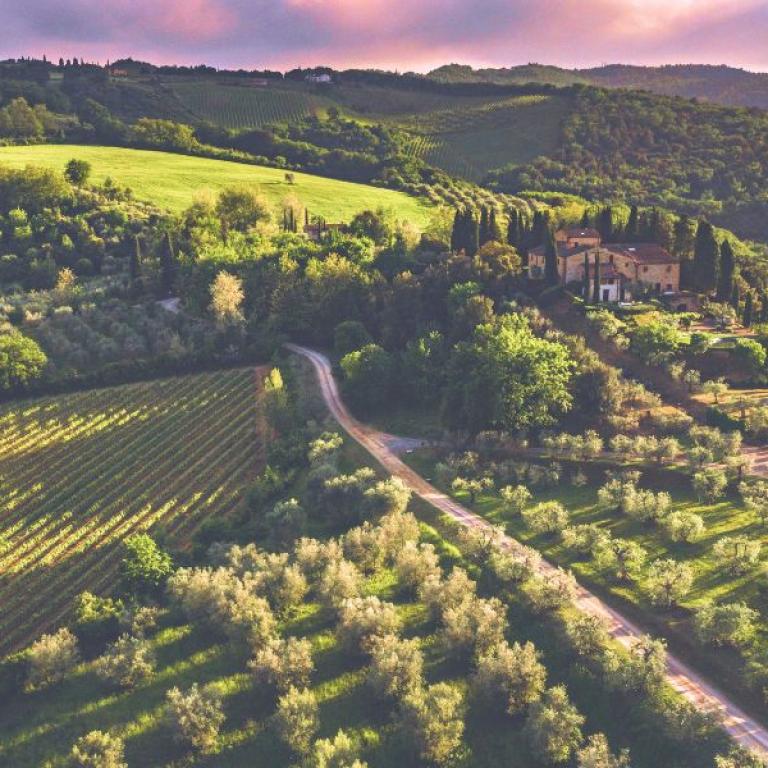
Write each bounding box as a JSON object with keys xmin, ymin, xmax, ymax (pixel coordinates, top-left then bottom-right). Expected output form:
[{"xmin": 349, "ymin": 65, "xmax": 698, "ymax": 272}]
[{"xmin": 0, "ymin": 145, "xmax": 432, "ymax": 224}]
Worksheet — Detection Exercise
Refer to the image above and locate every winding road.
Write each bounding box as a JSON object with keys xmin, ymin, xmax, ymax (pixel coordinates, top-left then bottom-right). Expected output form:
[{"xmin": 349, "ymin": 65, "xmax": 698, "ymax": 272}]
[{"xmin": 287, "ymin": 342, "xmax": 768, "ymax": 761}]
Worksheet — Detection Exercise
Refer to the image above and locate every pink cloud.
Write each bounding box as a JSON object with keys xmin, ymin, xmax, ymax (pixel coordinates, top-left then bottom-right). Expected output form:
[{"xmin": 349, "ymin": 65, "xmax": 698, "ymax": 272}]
[{"xmin": 3, "ymin": 0, "xmax": 768, "ymax": 72}]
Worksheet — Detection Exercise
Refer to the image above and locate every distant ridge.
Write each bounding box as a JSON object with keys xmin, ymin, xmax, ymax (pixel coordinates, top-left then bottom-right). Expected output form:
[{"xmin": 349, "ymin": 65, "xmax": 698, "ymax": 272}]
[{"xmin": 428, "ymin": 63, "xmax": 768, "ymax": 110}]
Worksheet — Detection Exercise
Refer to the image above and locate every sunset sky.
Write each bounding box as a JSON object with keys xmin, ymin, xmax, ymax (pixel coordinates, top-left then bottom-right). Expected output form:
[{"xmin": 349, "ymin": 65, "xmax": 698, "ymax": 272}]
[{"xmin": 3, "ymin": 0, "xmax": 768, "ymax": 72}]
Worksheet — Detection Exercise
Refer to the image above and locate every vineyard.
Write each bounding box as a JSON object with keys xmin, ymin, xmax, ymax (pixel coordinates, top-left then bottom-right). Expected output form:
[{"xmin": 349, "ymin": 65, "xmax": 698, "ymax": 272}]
[
  {"xmin": 167, "ymin": 80, "xmax": 323, "ymax": 128},
  {"xmin": 0, "ymin": 369, "xmax": 263, "ymax": 657},
  {"xmin": 400, "ymin": 94, "xmax": 569, "ymax": 181}
]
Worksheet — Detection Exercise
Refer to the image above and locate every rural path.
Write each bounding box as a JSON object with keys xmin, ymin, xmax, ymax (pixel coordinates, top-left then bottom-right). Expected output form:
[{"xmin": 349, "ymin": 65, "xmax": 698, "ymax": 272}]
[{"xmin": 287, "ymin": 342, "xmax": 768, "ymax": 760}]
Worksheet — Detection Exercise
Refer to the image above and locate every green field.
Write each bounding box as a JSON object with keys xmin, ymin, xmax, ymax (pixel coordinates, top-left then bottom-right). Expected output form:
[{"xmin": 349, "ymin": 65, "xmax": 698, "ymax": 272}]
[
  {"xmin": 0, "ymin": 145, "xmax": 432, "ymax": 224},
  {"xmin": 0, "ymin": 369, "xmax": 262, "ymax": 657}
]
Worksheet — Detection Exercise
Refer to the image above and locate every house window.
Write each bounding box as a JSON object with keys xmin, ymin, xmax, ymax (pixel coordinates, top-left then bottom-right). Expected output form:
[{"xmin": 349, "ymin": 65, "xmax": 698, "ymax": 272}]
[
  {"xmin": 643, "ymin": 266, "xmax": 649, "ymax": 273},
  {"xmin": 666, "ymin": 266, "xmax": 672, "ymax": 273},
  {"xmin": 667, "ymin": 283, "xmax": 673, "ymax": 291},
  {"xmin": 609, "ymin": 254, "xmax": 614, "ymax": 264}
]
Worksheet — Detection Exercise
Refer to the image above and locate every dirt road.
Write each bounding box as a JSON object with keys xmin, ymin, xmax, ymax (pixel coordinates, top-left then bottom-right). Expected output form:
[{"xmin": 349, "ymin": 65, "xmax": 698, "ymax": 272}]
[{"xmin": 287, "ymin": 342, "xmax": 768, "ymax": 760}]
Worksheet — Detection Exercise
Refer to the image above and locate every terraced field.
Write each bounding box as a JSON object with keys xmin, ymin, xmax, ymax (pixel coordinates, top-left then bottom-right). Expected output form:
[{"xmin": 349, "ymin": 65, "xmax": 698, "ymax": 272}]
[{"xmin": 0, "ymin": 369, "xmax": 263, "ymax": 656}]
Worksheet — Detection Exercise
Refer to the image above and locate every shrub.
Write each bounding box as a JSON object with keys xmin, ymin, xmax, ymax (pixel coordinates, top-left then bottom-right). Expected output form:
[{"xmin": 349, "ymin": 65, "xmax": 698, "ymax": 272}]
[
  {"xmin": 70, "ymin": 730, "xmax": 126, "ymax": 768},
  {"xmin": 165, "ymin": 684, "xmax": 225, "ymax": 754},
  {"xmin": 95, "ymin": 634, "xmax": 155, "ymax": 689},
  {"xmin": 26, "ymin": 627, "xmax": 80, "ymax": 690},
  {"xmin": 73, "ymin": 592, "xmax": 124, "ymax": 655},
  {"xmin": 120, "ymin": 533, "xmax": 173, "ymax": 597}
]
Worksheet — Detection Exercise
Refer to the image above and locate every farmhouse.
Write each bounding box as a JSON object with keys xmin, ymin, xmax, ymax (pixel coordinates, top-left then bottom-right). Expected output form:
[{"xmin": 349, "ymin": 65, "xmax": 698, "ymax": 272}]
[{"xmin": 528, "ymin": 227, "xmax": 680, "ymax": 302}]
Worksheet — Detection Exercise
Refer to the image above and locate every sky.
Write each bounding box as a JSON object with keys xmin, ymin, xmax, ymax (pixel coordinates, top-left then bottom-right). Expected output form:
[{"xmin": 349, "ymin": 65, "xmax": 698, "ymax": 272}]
[{"xmin": 2, "ymin": 0, "xmax": 768, "ymax": 73}]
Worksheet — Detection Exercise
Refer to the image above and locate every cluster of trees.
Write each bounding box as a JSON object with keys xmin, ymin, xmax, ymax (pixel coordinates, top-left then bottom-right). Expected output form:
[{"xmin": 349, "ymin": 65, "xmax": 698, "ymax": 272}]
[{"xmin": 486, "ymin": 86, "xmax": 768, "ymax": 242}]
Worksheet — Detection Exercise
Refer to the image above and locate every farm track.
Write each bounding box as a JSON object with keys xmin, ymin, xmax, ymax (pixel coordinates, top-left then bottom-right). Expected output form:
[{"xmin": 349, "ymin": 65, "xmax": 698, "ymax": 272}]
[
  {"xmin": 289, "ymin": 343, "xmax": 768, "ymax": 760},
  {"xmin": 0, "ymin": 369, "xmax": 264, "ymax": 656}
]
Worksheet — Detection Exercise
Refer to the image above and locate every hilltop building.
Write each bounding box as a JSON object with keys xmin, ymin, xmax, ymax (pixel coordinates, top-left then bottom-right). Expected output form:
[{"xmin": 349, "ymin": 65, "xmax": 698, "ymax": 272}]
[{"xmin": 528, "ymin": 227, "xmax": 680, "ymax": 302}]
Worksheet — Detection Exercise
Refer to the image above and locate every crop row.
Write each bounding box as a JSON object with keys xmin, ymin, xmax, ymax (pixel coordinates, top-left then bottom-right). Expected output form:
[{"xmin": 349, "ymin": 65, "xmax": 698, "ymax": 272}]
[{"xmin": 0, "ymin": 369, "xmax": 263, "ymax": 656}]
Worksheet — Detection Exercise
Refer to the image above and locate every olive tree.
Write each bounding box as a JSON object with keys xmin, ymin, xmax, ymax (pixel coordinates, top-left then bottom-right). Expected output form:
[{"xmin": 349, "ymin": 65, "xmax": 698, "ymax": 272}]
[
  {"xmin": 26, "ymin": 627, "xmax": 80, "ymax": 690},
  {"xmin": 394, "ymin": 542, "xmax": 441, "ymax": 593},
  {"xmin": 95, "ymin": 634, "xmax": 155, "ymax": 689},
  {"xmin": 645, "ymin": 559, "xmax": 694, "ymax": 608},
  {"xmin": 524, "ymin": 685, "xmax": 585, "ymax": 765},
  {"xmin": 274, "ymin": 686, "xmax": 319, "ymax": 757},
  {"xmin": 563, "ymin": 614, "xmax": 610, "ymax": 663},
  {"xmin": 740, "ymin": 481, "xmax": 768, "ymax": 527},
  {"xmin": 594, "ymin": 537, "xmax": 647, "ymax": 582},
  {"xmin": 70, "ymin": 730, "xmax": 126, "ymax": 768},
  {"xmin": 337, "ymin": 596, "xmax": 400, "ymax": 654},
  {"xmin": 522, "ymin": 501, "xmax": 570, "ymax": 536},
  {"xmin": 451, "ymin": 476, "xmax": 494, "ymax": 504},
  {"xmin": 312, "ymin": 729, "xmax": 368, "ymax": 768},
  {"xmin": 472, "ymin": 640, "xmax": 546, "ymax": 715},
  {"xmin": 604, "ymin": 636, "xmax": 666, "ymax": 695},
  {"xmin": 440, "ymin": 595, "xmax": 506, "ymax": 659},
  {"xmin": 418, "ymin": 568, "xmax": 477, "ymax": 621},
  {"xmin": 368, "ymin": 634, "xmax": 424, "ymax": 701},
  {"xmin": 694, "ymin": 602, "xmax": 758, "ymax": 648},
  {"xmin": 318, "ymin": 558, "xmax": 363, "ymax": 611},
  {"xmin": 712, "ymin": 536, "xmax": 762, "ymax": 575},
  {"xmin": 524, "ymin": 569, "xmax": 578, "ymax": 613},
  {"xmin": 400, "ymin": 682, "xmax": 466, "ymax": 766},
  {"xmin": 562, "ymin": 524, "xmax": 610, "ymax": 558},
  {"xmin": 165, "ymin": 684, "xmax": 225, "ymax": 755},
  {"xmin": 662, "ymin": 511, "xmax": 705, "ymax": 543},
  {"xmin": 576, "ymin": 733, "xmax": 631, "ymax": 768},
  {"xmin": 692, "ymin": 469, "xmax": 728, "ymax": 503},
  {"xmin": 499, "ymin": 484, "xmax": 531, "ymax": 516},
  {"xmin": 249, "ymin": 636, "xmax": 314, "ymax": 692},
  {"xmin": 456, "ymin": 525, "xmax": 506, "ymax": 566}
]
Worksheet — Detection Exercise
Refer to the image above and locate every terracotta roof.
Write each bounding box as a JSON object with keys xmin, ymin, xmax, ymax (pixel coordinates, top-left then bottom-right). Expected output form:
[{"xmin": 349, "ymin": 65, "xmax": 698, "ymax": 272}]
[{"xmin": 607, "ymin": 243, "xmax": 678, "ymax": 264}]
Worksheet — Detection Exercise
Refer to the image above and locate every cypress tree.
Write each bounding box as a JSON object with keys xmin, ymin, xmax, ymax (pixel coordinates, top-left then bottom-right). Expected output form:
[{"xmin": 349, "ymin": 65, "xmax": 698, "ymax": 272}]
[
  {"xmin": 597, "ymin": 207, "xmax": 613, "ymax": 242},
  {"xmin": 760, "ymin": 295, "xmax": 768, "ymax": 324},
  {"xmin": 160, "ymin": 231, "xmax": 177, "ymax": 298},
  {"xmin": 625, "ymin": 205, "xmax": 639, "ymax": 242},
  {"xmin": 693, "ymin": 220, "xmax": 719, "ymax": 294},
  {"xmin": 479, "ymin": 207, "xmax": 490, "ymax": 246},
  {"xmin": 583, "ymin": 251, "xmax": 590, "ymax": 302},
  {"xmin": 488, "ymin": 207, "xmax": 503, "ymax": 243},
  {"xmin": 130, "ymin": 235, "xmax": 143, "ymax": 296},
  {"xmin": 593, "ymin": 253, "xmax": 601, "ymax": 304},
  {"xmin": 507, "ymin": 209, "xmax": 521, "ymax": 248},
  {"xmin": 580, "ymin": 209, "xmax": 591, "ymax": 228},
  {"xmin": 450, "ymin": 209, "xmax": 462, "ymax": 252},
  {"xmin": 468, "ymin": 210, "xmax": 480, "ymax": 257},
  {"xmin": 531, "ymin": 210, "xmax": 547, "ymax": 248},
  {"xmin": 716, "ymin": 239, "xmax": 735, "ymax": 302},
  {"xmin": 543, "ymin": 228, "xmax": 559, "ymax": 285},
  {"xmin": 731, "ymin": 282, "xmax": 741, "ymax": 311},
  {"xmin": 744, "ymin": 291, "xmax": 754, "ymax": 327}
]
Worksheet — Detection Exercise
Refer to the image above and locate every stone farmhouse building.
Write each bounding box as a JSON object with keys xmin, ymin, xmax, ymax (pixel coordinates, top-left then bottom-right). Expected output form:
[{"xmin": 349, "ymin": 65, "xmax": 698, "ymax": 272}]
[{"xmin": 528, "ymin": 227, "xmax": 680, "ymax": 303}]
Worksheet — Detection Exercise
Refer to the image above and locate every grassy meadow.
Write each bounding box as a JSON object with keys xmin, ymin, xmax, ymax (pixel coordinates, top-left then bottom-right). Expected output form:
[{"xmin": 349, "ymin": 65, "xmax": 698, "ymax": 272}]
[{"xmin": 0, "ymin": 145, "xmax": 433, "ymax": 224}]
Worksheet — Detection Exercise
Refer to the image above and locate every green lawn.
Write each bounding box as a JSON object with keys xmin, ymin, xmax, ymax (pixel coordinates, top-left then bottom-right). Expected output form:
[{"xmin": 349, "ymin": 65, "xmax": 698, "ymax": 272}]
[
  {"xmin": 405, "ymin": 450, "xmax": 768, "ymax": 723},
  {"xmin": 0, "ymin": 145, "xmax": 432, "ymax": 225}
]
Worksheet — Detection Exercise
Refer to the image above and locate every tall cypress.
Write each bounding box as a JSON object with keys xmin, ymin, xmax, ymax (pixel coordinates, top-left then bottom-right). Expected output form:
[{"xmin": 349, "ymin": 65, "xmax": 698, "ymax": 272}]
[
  {"xmin": 583, "ymin": 251, "xmax": 590, "ymax": 302},
  {"xmin": 450, "ymin": 209, "xmax": 462, "ymax": 252},
  {"xmin": 593, "ymin": 253, "xmax": 601, "ymax": 304},
  {"xmin": 625, "ymin": 205, "xmax": 639, "ymax": 242},
  {"xmin": 731, "ymin": 282, "xmax": 741, "ymax": 311},
  {"xmin": 466, "ymin": 210, "xmax": 479, "ymax": 257},
  {"xmin": 507, "ymin": 209, "xmax": 521, "ymax": 248},
  {"xmin": 693, "ymin": 220, "xmax": 719, "ymax": 294},
  {"xmin": 160, "ymin": 231, "xmax": 177, "ymax": 298},
  {"xmin": 744, "ymin": 292, "xmax": 754, "ymax": 327},
  {"xmin": 597, "ymin": 207, "xmax": 613, "ymax": 242},
  {"xmin": 543, "ymin": 228, "xmax": 559, "ymax": 285},
  {"xmin": 479, "ymin": 207, "xmax": 490, "ymax": 246},
  {"xmin": 130, "ymin": 235, "xmax": 143, "ymax": 296},
  {"xmin": 488, "ymin": 207, "xmax": 502, "ymax": 243},
  {"xmin": 580, "ymin": 209, "xmax": 591, "ymax": 228},
  {"xmin": 716, "ymin": 239, "xmax": 735, "ymax": 302},
  {"xmin": 531, "ymin": 210, "xmax": 547, "ymax": 249}
]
